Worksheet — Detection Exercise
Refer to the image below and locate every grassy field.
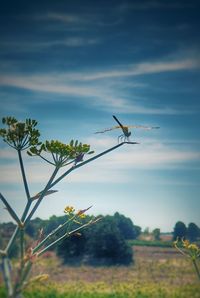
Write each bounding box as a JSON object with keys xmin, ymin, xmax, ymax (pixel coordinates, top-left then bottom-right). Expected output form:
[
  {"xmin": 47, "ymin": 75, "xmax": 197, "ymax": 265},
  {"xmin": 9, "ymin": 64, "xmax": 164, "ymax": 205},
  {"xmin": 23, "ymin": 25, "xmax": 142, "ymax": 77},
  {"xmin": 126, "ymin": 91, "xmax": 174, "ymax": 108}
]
[
  {"xmin": 128, "ymin": 239, "xmax": 173, "ymax": 247},
  {"xmin": 1, "ymin": 246, "xmax": 200, "ymax": 297}
]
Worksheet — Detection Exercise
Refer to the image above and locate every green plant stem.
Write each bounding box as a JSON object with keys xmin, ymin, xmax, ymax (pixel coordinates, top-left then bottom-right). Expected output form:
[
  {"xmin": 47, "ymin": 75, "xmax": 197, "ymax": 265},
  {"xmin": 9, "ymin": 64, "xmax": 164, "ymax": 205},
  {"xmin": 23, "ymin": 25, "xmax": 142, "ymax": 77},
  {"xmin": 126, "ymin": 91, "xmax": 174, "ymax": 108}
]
[
  {"xmin": 6, "ymin": 227, "xmax": 19, "ymax": 256},
  {"xmin": 6, "ymin": 168, "xmax": 58, "ymax": 255},
  {"xmin": 32, "ymin": 215, "xmax": 75, "ymax": 254},
  {"xmin": 21, "ymin": 200, "xmax": 32, "ymax": 222},
  {"xmin": 13, "ymin": 260, "xmax": 33, "ymax": 297},
  {"xmin": 6, "ymin": 200, "xmax": 32, "ymax": 256},
  {"xmin": 30, "ymin": 142, "xmax": 135, "ymax": 202},
  {"xmin": 5, "ymin": 166, "xmax": 59, "ymax": 296},
  {"xmin": 192, "ymin": 259, "xmax": 200, "ymax": 280},
  {"xmin": 20, "ymin": 228, "xmax": 25, "ymax": 268},
  {"xmin": 2, "ymin": 256, "xmax": 13, "ymax": 298},
  {"xmin": 49, "ymin": 142, "xmax": 131, "ymax": 189},
  {"xmin": 17, "ymin": 150, "xmax": 31, "ymax": 201},
  {"xmin": 25, "ymin": 167, "xmax": 59, "ymax": 224},
  {"xmin": 37, "ymin": 219, "xmax": 95, "ymax": 256},
  {"xmin": 0, "ymin": 193, "xmax": 21, "ymax": 225}
]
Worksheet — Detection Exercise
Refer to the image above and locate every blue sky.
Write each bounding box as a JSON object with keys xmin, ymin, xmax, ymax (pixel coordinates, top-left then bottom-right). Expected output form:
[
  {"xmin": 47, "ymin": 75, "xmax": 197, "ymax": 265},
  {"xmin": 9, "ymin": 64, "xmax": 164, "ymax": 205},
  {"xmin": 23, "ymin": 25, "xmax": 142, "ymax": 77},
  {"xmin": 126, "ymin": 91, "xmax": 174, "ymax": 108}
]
[{"xmin": 0, "ymin": 0, "xmax": 200, "ymax": 232}]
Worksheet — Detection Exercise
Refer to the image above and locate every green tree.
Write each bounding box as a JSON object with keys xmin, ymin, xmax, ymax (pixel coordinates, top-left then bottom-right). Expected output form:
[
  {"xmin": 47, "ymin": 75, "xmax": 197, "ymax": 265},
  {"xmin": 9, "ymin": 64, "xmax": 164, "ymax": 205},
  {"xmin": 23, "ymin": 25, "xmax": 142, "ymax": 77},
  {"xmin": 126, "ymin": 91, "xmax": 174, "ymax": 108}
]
[
  {"xmin": 114, "ymin": 212, "xmax": 136, "ymax": 239},
  {"xmin": 187, "ymin": 223, "xmax": 200, "ymax": 242},
  {"xmin": 56, "ymin": 215, "xmax": 134, "ymax": 265},
  {"xmin": 173, "ymin": 221, "xmax": 187, "ymax": 240},
  {"xmin": 87, "ymin": 216, "xmax": 133, "ymax": 265},
  {"xmin": 134, "ymin": 225, "xmax": 142, "ymax": 239}
]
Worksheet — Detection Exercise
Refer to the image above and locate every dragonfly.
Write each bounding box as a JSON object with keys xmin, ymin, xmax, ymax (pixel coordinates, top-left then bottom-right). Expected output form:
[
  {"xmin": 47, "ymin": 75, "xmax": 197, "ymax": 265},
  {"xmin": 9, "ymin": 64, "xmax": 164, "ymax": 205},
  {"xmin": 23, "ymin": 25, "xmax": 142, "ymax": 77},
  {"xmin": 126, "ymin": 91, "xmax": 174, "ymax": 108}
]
[{"xmin": 95, "ymin": 115, "xmax": 160, "ymax": 143}]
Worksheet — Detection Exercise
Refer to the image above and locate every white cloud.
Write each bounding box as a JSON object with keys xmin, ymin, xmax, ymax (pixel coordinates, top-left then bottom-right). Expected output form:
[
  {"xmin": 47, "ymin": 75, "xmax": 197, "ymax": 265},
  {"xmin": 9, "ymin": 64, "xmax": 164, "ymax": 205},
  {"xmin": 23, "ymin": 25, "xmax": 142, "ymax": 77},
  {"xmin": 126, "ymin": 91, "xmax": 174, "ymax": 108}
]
[
  {"xmin": 0, "ymin": 57, "xmax": 198, "ymax": 115},
  {"xmin": 74, "ymin": 59, "xmax": 198, "ymax": 81},
  {"xmin": 34, "ymin": 12, "xmax": 90, "ymax": 25},
  {"xmin": 0, "ymin": 75, "xmax": 97, "ymax": 97},
  {"xmin": 0, "ymin": 138, "xmax": 199, "ymax": 187},
  {"xmin": 41, "ymin": 13, "xmax": 84, "ymax": 24},
  {"xmin": 0, "ymin": 37, "xmax": 100, "ymax": 52}
]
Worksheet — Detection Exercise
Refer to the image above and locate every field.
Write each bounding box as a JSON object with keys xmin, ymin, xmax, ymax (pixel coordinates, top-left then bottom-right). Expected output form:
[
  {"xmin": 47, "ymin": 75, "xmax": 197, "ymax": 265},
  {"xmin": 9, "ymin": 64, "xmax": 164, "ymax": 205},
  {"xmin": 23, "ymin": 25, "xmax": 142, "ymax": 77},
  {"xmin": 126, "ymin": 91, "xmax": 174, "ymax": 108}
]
[{"xmin": 1, "ymin": 245, "xmax": 199, "ymax": 298}]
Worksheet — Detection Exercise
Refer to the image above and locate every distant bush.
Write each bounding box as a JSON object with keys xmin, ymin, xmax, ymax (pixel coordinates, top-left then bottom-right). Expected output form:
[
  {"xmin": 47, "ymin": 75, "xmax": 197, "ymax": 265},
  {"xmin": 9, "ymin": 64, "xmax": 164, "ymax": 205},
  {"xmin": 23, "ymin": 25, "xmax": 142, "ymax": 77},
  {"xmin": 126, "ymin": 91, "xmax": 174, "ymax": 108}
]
[
  {"xmin": 113, "ymin": 212, "xmax": 140, "ymax": 239},
  {"xmin": 86, "ymin": 216, "xmax": 133, "ymax": 265},
  {"xmin": 57, "ymin": 215, "xmax": 134, "ymax": 265},
  {"xmin": 173, "ymin": 221, "xmax": 200, "ymax": 242},
  {"xmin": 173, "ymin": 221, "xmax": 187, "ymax": 240},
  {"xmin": 187, "ymin": 222, "xmax": 200, "ymax": 242},
  {"xmin": 57, "ymin": 232, "xmax": 87, "ymax": 264}
]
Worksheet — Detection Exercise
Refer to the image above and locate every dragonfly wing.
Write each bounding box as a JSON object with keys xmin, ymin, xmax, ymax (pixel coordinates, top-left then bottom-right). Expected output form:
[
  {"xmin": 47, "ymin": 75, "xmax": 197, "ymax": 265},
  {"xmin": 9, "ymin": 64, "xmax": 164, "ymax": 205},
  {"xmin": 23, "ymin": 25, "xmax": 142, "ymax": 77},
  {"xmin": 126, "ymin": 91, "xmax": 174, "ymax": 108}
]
[
  {"xmin": 95, "ymin": 125, "xmax": 120, "ymax": 134},
  {"xmin": 128, "ymin": 125, "xmax": 160, "ymax": 130}
]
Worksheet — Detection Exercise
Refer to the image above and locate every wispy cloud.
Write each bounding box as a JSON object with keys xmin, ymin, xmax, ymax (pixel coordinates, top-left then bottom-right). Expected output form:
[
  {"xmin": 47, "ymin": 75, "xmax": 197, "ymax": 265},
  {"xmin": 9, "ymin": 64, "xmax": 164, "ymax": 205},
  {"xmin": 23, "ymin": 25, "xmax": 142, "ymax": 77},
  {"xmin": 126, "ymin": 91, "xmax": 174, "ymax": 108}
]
[
  {"xmin": 0, "ymin": 75, "xmax": 96, "ymax": 97},
  {"xmin": 73, "ymin": 59, "xmax": 198, "ymax": 81},
  {"xmin": 32, "ymin": 11, "xmax": 121, "ymax": 29},
  {"xmin": 33, "ymin": 12, "xmax": 96, "ymax": 27},
  {"xmin": 0, "ymin": 37, "xmax": 100, "ymax": 52},
  {"xmin": 0, "ymin": 57, "xmax": 198, "ymax": 115},
  {"xmin": 0, "ymin": 138, "xmax": 199, "ymax": 186},
  {"xmin": 37, "ymin": 13, "xmax": 85, "ymax": 24},
  {"xmin": 0, "ymin": 74, "xmax": 190, "ymax": 116},
  {"xmin": 88, "ymin": 136, "xmax": 200, "ymax": 169}
]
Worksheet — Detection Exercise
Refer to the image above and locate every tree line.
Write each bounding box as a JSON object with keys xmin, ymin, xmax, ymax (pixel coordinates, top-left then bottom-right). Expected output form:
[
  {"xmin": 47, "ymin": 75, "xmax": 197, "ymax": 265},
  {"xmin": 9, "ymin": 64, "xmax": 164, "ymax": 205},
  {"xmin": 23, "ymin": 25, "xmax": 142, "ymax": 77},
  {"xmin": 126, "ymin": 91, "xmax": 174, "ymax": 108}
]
[
  {"xmin": 0, "ymin": 215, "xmax": 199, "ymax": 265},
  {"xmin": 0, "ymin": 212, "xmax": 140, "ymax": 265},
  {"xmin": 173, "ymin": 221, "xmax": 200, "ymax": 242},
  {"xmin": 27, "ymin": 212, "xmax": 141, "ymax": 265}
]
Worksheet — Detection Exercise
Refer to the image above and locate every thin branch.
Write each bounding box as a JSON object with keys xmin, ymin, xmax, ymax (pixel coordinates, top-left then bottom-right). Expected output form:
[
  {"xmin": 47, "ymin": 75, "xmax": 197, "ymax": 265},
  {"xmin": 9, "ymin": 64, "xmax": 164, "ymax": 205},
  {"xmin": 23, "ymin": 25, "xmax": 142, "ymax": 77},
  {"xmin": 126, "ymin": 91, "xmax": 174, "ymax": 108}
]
[
  {"xmin": 31, "ymin": 190, "xmax": 58, "ymax": 201},
  {"xmin": 17, "ymin": 150, "xmax": 31, "ymax": 201},
  {"xmin": 32, "ymin": 215, "xmax": 75, "ymax": 254},
  {"xmin": 13, "ymin": 259, "xmax": 33, "ymax": 297},
  {"xmin": 0, "ymin": 193, "xmax": 21, "ymax": 225},
  {"xmin": 1, "ymin": 256, "xmax": 13, "ymax": 297},
  {"xmin": 21, "ymin": 134, "xmax": 29, "ymax": 148},
  {"xmin": 50, "ymin": 142, "xmax": 127, "ymax": 189},
  {"xmin": 20, "ymin": 228, "xmax": 25, "ymax": 269},
  {"xmin": 192, "ymin": 259, "xmax": 200, "ymax": 280},
  {"xmin": 25, "ymin": 167, "xmax": 59, "ymax": 223},
  {"xmin": 5, "ymin": 166, "xmax": 58, "ymax": 255},
  {"xmin": 38, "ymin": 154, "xmax": 56, "ymax": 166},
  {"xmin": 6, "ymin": 227, "xmax": 19, "ymax": 256},
  {"xmin": 37, "ymin": 219, "xmax": 97, "ymax": 256}
]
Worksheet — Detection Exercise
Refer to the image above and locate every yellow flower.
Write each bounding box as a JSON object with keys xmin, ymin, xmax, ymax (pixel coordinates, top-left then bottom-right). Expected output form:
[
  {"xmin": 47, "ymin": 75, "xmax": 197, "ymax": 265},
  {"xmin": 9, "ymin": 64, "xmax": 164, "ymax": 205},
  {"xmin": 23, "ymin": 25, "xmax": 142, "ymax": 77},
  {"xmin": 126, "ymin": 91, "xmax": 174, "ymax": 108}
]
[
  {"xmin": 78, "ymin": 212, "xmax": 86, "ymax": 219},
  {"xmin": 182, "ymin": 239, "xmax": 190, "ymax": 248},
  {"xmin": 64, "ymin": 206, "xmax": 75, "ymax": 214},
  {"xmin": 188, "ymin": 243, "xmax": 199, "ymax": 252}
]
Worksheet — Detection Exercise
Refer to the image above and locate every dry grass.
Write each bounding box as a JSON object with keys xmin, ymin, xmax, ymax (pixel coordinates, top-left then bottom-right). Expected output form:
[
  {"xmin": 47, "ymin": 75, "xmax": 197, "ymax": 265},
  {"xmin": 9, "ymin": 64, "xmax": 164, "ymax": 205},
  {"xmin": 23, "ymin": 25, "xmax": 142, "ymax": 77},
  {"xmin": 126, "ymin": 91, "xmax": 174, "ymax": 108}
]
[
  {"xmin": 1, "ymin": 245, "xmax": 199, "ymax": 297},
  {"xmin": 30, "ymin": 245, "xmax": 198, "ymax": 285}
]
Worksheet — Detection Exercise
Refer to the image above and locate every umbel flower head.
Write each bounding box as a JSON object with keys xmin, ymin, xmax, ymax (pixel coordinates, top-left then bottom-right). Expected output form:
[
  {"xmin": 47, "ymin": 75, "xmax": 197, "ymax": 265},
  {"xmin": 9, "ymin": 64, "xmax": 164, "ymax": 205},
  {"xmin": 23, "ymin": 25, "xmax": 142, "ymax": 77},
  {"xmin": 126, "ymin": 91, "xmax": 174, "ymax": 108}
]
[
  {"xmin": 174, "ymin": 238, "xmax": 200, "ymax": 260},
  {"xmin": 28, "ymin": 139, "xmax": 94, "ymax": 167},
  {"xmin": 0, "ymin": 116, "xmax": 40, "ymax": 150}
]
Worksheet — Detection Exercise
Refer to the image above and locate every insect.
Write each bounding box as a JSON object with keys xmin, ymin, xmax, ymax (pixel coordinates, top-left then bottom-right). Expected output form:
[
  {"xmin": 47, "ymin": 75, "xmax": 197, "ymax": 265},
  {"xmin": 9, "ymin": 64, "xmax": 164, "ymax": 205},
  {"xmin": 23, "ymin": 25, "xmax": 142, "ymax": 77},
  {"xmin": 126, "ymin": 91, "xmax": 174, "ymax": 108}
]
[{"xmin": 95, "ymin": 115, "xmax": 160, "ymax": 143}]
